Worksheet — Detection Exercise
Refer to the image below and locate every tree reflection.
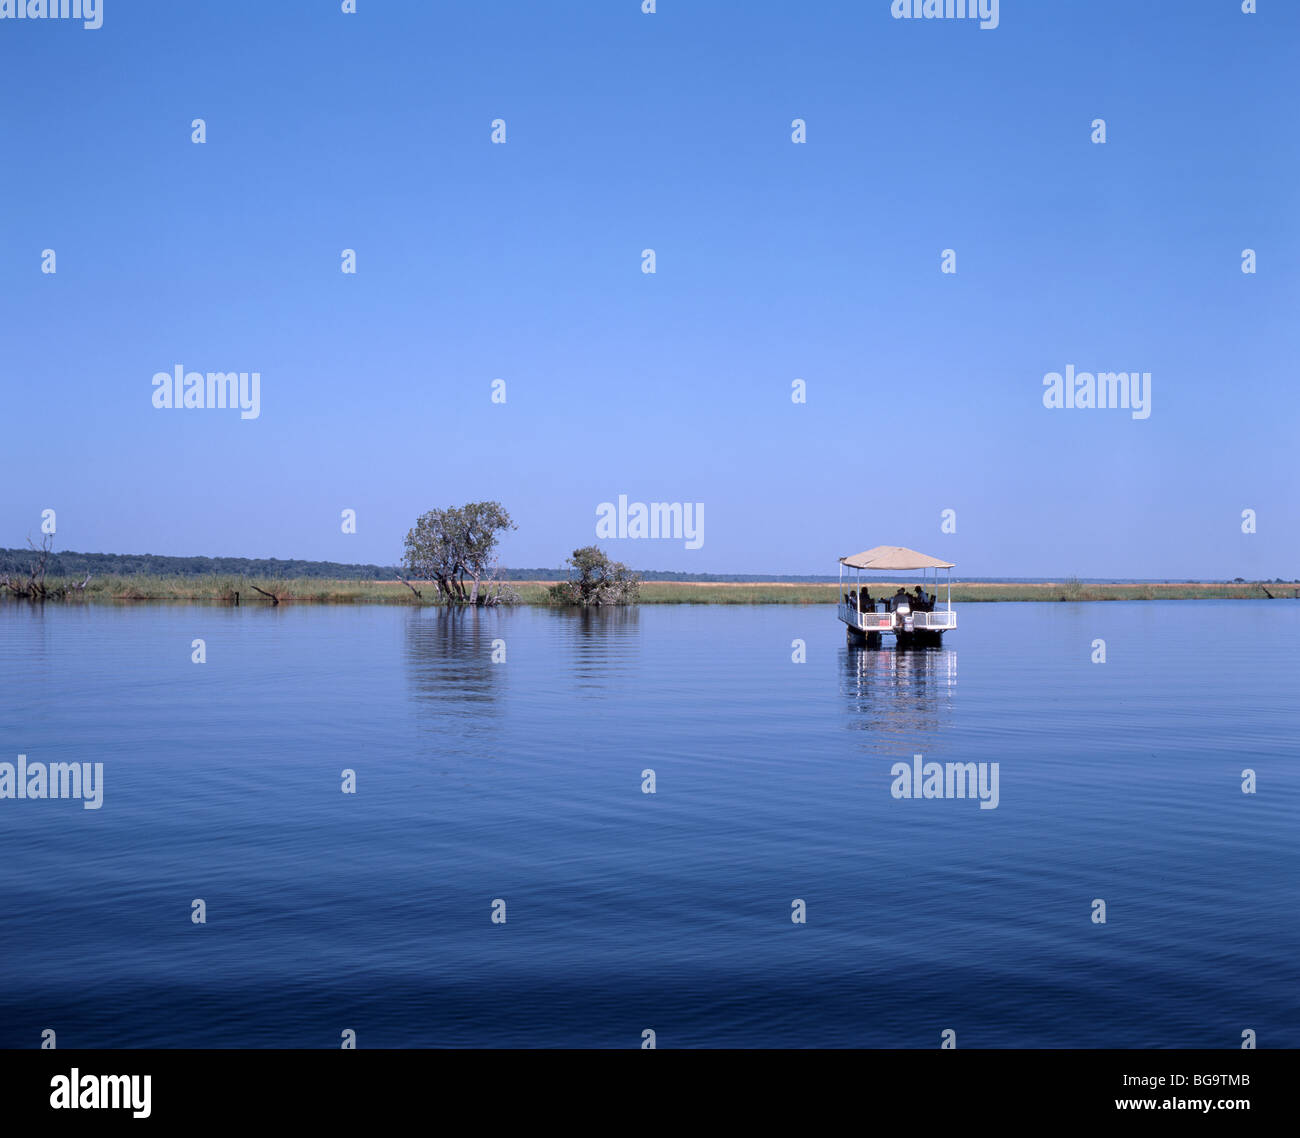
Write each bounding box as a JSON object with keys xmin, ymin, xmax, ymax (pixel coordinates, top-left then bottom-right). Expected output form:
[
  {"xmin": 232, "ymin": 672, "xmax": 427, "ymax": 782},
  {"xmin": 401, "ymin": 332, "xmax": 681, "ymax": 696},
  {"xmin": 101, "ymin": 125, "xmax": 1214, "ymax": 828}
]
[
  {"xmin": 403, "ymin": 606, "xmax": 506, "ymax": 713},
  {"xmin": 545, "ymin": 606, "xmax": 641, "ymax": 692}
]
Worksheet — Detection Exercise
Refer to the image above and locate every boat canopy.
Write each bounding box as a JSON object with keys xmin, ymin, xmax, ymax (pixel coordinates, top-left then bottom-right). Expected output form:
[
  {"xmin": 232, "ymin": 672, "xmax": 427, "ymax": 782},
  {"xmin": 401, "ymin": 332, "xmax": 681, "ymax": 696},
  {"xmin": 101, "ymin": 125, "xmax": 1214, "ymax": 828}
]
[{"xmin": 839, "ymin": 545, "xmax": 955, "ymax": 571}]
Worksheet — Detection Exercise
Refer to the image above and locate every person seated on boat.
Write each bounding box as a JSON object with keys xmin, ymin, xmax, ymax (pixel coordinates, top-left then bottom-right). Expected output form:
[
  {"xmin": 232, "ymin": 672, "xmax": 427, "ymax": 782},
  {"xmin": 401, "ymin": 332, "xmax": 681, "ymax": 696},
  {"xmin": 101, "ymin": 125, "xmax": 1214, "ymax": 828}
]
[
  {"xmin": 892, "ymin": 586, "xmax": 910, "ymax": 610},
  {"xmin": 911, "ymin": 587, "xmax": 928, "ymax": 611},
  {"xmin": 858, "ymin": 589, "xmax": 872, "ymax": 612},
  {"xmin": 848, "ymin": 589, "xmax": 857, "ymax": 609}
]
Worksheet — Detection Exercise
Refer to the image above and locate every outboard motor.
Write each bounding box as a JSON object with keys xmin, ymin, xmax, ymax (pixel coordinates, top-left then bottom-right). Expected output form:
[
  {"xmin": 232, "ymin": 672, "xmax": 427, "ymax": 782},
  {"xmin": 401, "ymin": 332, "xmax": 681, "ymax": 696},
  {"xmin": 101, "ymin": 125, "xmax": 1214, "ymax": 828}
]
[{"xmin": 894, "ymin": 600, "xmax": 914, "ymax": 631}]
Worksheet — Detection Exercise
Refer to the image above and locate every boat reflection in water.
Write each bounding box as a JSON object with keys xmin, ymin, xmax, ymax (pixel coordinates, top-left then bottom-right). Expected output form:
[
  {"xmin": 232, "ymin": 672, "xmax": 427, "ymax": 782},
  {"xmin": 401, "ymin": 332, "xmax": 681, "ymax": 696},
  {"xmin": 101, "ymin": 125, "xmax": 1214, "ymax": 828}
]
[{"xmin": 841, "ymin": 640, "xmax": 958, "ymax": 740}]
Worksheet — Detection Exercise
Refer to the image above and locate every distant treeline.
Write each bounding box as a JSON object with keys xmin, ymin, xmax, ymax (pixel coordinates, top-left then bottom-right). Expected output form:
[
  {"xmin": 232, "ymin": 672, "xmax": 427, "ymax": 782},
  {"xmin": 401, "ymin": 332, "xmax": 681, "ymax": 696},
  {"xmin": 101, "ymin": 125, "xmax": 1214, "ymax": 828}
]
[
  {"xmin": 0, "ymin": 551, "xmax": 780, "ymax": 581},
  {"xmin": 0, "ymin": 549, "xmax": 396, "ymax": 580},
  {"xmin": 1, "ymin": 550, "xmax": 1291, "ymax": 585}
]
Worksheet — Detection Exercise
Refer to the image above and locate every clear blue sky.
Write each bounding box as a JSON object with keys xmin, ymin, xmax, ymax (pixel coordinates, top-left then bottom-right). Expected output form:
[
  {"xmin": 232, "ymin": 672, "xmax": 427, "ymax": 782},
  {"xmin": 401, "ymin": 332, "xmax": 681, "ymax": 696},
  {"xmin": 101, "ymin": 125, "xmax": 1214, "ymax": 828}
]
[{"xmin": 2, "ymin": 0, "xmax": 1296, "ymax": 578}]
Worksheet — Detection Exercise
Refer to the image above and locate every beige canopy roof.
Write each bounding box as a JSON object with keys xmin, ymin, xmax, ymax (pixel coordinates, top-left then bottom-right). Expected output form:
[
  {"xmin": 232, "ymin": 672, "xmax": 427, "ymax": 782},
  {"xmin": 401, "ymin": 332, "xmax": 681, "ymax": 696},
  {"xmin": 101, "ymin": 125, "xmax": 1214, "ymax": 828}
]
[{"xmin": 840, "ymin": 545, "xmax": 955, "ymax": 571}]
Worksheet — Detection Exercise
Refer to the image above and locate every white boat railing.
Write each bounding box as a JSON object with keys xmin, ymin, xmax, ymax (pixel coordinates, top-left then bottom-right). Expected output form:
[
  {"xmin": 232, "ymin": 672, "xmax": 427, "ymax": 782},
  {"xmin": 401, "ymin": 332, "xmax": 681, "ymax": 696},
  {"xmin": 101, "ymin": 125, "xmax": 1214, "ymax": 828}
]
[
  {"xmin": 840, "ymin": 602, "xmax": 956, "ymax": 632},
  {"xmin": 838, "ymin": 603, "xmax": 897, "ymax": 631},
  {"xmin": 915, "ymin": 610, "xmax": 957, "ymax": 629}
]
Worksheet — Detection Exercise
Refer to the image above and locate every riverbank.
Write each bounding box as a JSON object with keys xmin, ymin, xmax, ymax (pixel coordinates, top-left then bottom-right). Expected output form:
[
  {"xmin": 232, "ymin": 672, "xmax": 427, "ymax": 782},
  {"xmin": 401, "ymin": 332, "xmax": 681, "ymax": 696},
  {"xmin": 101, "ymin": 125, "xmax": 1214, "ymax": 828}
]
[{"xmin": 6, "ymin": 576, "xmax": 1296, "ymax": 604}]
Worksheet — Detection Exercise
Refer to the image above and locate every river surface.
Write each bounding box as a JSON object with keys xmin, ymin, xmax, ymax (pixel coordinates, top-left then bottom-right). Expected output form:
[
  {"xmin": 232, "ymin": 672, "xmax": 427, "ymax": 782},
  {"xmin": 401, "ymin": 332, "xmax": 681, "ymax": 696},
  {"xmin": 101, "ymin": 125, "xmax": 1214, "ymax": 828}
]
[{"xmin": 0, "ymin": 600, "xmax": 1294, "ymax": 1047}]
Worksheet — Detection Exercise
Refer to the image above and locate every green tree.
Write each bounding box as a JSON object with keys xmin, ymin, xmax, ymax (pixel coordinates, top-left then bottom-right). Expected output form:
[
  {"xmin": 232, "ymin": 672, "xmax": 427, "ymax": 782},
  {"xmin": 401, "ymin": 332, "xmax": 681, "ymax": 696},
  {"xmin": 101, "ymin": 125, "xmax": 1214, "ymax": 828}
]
[
  {"xmin": 402, "ymin": 502, "xmax": 518, "ymax": 605},
  {"xmin": 548, "ymin": 546, "xmax": 640, "ymax": 606}
]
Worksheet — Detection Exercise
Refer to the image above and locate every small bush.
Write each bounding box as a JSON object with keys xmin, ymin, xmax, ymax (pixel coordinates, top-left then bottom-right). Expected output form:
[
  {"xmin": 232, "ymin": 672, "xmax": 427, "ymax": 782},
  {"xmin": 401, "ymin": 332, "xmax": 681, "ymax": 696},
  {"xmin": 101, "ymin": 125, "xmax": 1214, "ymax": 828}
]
[{"xmin": 547, "ymin": 546, "xmax": 640, "ymax": 606}]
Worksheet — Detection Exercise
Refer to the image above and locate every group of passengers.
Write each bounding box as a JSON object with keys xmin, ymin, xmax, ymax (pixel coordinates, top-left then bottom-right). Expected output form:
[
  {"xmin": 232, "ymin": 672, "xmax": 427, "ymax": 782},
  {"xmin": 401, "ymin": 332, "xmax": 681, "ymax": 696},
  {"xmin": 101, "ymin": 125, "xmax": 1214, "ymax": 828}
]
[{"xmin": 844, "ymin": 586, "xmax": 935, "ymax": 614}]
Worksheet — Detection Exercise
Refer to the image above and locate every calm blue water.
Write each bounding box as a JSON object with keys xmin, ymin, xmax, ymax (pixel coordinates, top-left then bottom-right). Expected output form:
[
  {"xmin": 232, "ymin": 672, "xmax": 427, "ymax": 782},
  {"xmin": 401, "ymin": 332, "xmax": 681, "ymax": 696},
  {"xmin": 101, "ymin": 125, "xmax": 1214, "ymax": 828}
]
[{"xmin": 0, "ymin": 600, "xmax": 1295, "ymax": 1048}]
